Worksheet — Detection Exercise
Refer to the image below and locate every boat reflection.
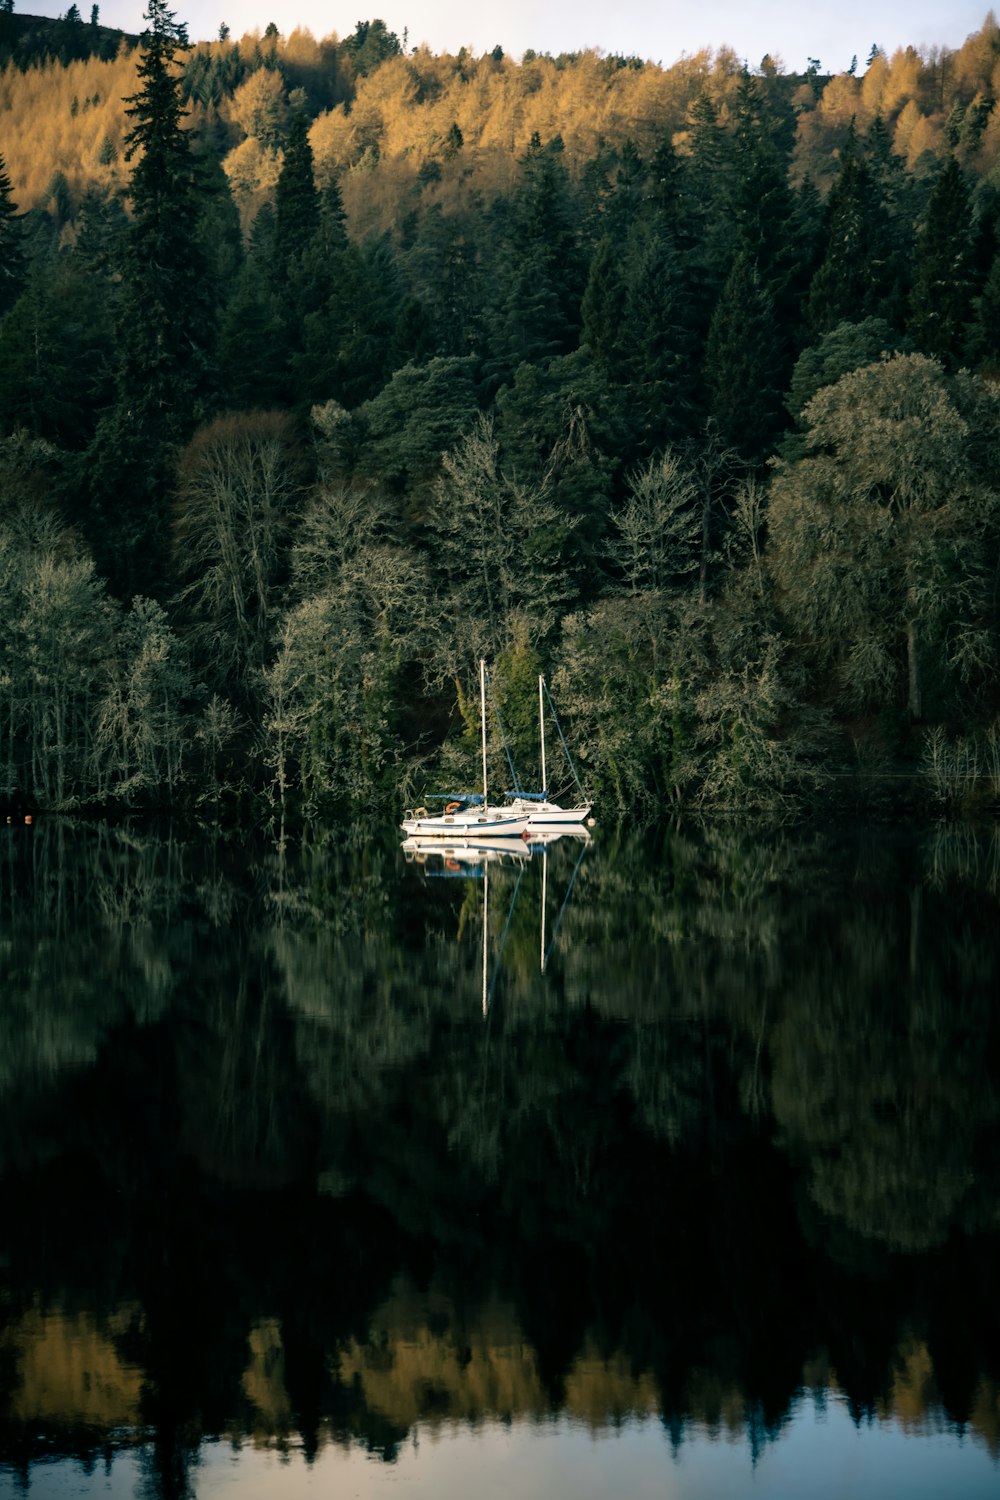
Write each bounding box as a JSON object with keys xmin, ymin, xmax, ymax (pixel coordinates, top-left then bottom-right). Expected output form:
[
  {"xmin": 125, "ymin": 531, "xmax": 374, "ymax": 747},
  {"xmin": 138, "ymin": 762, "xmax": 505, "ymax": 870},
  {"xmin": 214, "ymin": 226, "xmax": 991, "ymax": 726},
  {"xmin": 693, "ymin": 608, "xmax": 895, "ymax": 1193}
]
[
  {"xmin": 401, "ymin": 828, "xmax": 591, "ymax": 1008},
  {"xmin": 401, "ymin": 836, "xmax": 531, "ymax": 872},
  {"xmin": 401, "ymin": 825, "xmax": 590, "ymax": 871}
]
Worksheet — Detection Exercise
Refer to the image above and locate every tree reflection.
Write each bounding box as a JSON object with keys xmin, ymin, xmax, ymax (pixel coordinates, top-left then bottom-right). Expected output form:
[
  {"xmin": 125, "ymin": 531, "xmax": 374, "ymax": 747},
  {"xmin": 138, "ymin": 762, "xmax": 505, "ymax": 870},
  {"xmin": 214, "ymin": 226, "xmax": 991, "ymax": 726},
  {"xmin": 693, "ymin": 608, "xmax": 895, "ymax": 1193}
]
[{"xmin": 1, "ymin": 816, "xmax": 999, "ymax": 1493}]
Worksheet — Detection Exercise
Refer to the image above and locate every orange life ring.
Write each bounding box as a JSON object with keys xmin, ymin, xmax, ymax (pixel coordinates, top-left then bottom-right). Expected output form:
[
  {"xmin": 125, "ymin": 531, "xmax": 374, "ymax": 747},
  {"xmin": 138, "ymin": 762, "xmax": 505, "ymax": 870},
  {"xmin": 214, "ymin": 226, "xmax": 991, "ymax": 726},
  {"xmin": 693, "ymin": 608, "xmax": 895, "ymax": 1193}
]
[{"xmin": 445, "ymin": 801, "xmax": 462, "ymax": 814}]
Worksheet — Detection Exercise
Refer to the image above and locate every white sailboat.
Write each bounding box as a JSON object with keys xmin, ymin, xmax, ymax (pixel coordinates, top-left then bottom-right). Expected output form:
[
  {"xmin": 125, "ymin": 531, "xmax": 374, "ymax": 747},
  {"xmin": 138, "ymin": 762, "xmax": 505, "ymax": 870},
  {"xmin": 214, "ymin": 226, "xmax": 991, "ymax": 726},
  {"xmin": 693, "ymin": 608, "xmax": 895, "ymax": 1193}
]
[
  {"xmin": 504, "ymin": 674, "xmax": 592, "ymax": 829},
  {"xmin": 401, "ymin": 660, "xmax": 532, "ymax": 839}
]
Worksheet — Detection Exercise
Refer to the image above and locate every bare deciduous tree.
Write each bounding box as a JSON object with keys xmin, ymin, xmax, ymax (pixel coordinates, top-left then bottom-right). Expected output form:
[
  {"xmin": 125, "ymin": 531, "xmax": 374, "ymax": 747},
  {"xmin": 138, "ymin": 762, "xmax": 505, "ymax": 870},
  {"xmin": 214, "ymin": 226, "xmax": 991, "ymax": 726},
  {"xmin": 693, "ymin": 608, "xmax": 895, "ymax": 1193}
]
[{"xmin": 172, "ymin": 409, "xmax": 306, "ymax": 707}]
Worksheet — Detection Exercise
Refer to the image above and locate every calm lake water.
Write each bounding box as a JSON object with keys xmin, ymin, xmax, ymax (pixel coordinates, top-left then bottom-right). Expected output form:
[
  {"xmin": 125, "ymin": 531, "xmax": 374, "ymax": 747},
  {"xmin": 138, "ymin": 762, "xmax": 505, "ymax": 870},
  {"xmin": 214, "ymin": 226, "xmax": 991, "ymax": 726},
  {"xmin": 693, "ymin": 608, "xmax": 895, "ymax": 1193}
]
[{"xmin": 1, "ymin": 816, "xmax": 999, "ymax": 1499}]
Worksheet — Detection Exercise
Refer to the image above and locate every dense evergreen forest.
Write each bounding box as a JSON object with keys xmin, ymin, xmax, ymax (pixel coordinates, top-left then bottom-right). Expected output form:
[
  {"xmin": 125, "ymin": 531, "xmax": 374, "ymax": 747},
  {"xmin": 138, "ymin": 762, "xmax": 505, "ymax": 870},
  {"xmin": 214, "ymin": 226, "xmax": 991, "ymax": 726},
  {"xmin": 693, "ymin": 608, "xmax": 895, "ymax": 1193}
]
[{"xmin": 4, "ymin": 2, "xmax": 1000, "ymax": 819}]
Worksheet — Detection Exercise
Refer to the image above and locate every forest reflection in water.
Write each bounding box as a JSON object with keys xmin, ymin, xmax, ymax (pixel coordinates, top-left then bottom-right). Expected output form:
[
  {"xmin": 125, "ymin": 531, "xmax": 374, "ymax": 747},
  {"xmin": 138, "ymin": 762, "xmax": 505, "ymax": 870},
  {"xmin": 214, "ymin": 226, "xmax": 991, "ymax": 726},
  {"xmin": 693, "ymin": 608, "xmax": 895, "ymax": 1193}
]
[{"xmin": 0, "ymin": 815, "xmax": 999, "ymax": 1498}]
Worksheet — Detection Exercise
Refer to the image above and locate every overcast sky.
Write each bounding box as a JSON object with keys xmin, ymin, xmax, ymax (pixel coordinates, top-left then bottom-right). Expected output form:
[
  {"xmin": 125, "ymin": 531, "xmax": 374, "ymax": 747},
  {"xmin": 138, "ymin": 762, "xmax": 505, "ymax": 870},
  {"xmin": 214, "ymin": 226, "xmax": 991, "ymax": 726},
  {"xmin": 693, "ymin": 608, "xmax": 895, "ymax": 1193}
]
[{"xmin": 22, "ymin": 1, "xmax": 994, "ymax": 74}]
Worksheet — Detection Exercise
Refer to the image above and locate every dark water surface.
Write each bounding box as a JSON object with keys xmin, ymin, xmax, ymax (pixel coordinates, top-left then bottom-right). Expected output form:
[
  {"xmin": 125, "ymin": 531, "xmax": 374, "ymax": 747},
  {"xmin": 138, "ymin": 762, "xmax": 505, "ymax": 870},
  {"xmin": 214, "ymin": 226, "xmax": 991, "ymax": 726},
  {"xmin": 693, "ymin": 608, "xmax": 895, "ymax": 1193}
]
[{"xmin": 1, "ymin": 817, "xmax": 999, "ymax": 1498}]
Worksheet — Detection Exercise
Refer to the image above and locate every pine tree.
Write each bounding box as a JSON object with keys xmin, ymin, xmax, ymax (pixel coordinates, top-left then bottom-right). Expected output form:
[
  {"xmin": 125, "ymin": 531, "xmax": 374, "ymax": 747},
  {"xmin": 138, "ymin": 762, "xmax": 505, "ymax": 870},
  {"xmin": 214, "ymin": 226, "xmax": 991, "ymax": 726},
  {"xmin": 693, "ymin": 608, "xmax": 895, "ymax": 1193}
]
[
  {"xmin": 580, "ymin": 235, "xmax": 628, "ymax": 373},
  {"xmin": 864, "ymin": 112, "xmax": 914, "ymax": 326},
  {"xmin": 967, "ymin": 251, "xmax": 1000, "ymax": 375},
  {"xmin": 219, "ymin": 202, "xmax": 287, "ymax": 409},
  {"xmin": 274, "ymin": 109, "xmax": 319, "ymax": 270},
  {"xmin": 647, "ymin": 131, "xmax": 684, "ymax": 221},
  {"xmin": 487, "ymin": 134, "xmax": 584, "ymax": 384},
  {"xmin": 87, "ymin": 0, "xmax": 215, "ymax": 598},
  {"xmin": 726, "ymin": 72, "xmax": 795, "ymax": 275},
  {"xmin": 0, "ymin": 152, "xmax": 25, "ymax": 319},
  {"xmin": 0, "ymin": 257, "xmax": 114, "ymax": 447},
  {"xmin": 805, "ymin": 123, "xmax": 896, "ymax": 335},
  {"xmin": 908, "ymin": 157, "xmax": 977, "ymax": 367},
  {"xmin": 704, "ymin": 249, "xmax": 785, "ymax": 465},
  {"xmin": 604, "ymin": 138, "xmax": 647, "ymax": 243},
  {"xmin": 621, "ymin": 220, "xmax": 699, "ymax": 447},
  {"xmin": 678, "ymin": 93, "xmax": 732, "ymax": 334}
]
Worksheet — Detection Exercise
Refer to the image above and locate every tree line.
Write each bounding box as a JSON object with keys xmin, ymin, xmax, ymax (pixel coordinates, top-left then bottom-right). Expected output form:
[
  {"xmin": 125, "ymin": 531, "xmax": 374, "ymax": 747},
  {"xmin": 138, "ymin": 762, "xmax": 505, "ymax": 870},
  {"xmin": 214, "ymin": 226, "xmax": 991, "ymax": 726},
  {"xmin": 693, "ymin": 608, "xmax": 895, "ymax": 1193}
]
[{"xmin": 3, "ymin": 5, "xmax": 1000, "ymax": 817}]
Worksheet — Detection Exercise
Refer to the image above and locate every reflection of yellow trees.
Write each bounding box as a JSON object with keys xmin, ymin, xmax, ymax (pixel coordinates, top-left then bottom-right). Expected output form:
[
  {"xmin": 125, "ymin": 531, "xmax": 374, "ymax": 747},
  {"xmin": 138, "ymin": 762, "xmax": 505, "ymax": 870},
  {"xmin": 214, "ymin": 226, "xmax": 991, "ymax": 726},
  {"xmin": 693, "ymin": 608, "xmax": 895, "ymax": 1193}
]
[
  {"xmin": 881, "ymin": 1340, "xmax": 942, "ymax": 1431},
  {"xmin": 336, "ymin": 1281, "xmax": 550, "ymax": 1427},
  {"xmin": 874, "ymin": 1342, "xmax": 1000, "ymax": 1458},
  {"xmin": 8, "ymin": 1295, "xmax": 1000, "ymax": 1460},
  {"xmin": 3, "ymin": 1303, "xmax": 144, "ymax": 1427},
  {"xmin": 238, "ymin": 1303, "xmax": 1000, "ymax": 1461},
  {"xmin": 970, "ymin": 1380, "xmax": 1000, "ymax": 1458},
  {"xmin": 563, "ymin": 1340, "xmax": 659, "ymax": 1430},
  {"xmin": 241, "ymin": 1319, "xmax": 295, "ymax": 1440}
]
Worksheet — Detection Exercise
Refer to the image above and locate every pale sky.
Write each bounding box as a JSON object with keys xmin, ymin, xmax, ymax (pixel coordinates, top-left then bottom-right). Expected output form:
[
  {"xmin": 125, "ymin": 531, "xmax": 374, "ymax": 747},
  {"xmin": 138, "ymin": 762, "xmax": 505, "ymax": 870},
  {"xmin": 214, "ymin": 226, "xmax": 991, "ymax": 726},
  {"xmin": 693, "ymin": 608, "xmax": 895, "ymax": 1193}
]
[{"xmin": 21, "ymin": 1, "xmax": 994, "ymax": 74}]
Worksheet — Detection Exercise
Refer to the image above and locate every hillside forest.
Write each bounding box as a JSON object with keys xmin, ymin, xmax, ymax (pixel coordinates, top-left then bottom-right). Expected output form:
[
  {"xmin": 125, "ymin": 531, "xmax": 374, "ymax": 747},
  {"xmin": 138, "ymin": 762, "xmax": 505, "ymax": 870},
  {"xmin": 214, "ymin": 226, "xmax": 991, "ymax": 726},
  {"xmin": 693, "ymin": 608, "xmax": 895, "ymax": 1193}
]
[{"xmin": 3, "ymin": 3, "xmax": 1000, "ymax": 821}]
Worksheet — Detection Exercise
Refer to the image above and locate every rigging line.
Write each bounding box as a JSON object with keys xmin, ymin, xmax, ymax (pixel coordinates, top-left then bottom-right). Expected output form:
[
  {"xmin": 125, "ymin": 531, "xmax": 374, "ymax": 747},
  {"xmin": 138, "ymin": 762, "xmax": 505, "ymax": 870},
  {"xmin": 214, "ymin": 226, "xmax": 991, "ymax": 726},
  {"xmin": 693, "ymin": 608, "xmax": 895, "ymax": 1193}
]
[
  {"xmin": 485, "ymin": 668, "xmax": 522, "ymax": 794},
  {"xmin": 486, "ymin": 862, "xmax": 526, "ymax": 1006},
  {"xmin": 544, "ymin": 840, "xmax": 587, "ymax": 968},
  {"xmin": 542, "ymin": 680, "xmax": 587, "ymax": 801}
]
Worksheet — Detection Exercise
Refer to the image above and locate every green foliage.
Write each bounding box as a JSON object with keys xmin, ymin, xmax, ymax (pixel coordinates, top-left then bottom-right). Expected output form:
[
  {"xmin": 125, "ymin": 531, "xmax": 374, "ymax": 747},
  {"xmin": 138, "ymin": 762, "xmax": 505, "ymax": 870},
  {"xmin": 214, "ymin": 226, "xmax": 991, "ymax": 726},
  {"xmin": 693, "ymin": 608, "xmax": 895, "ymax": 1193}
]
[
  {"xmin": 693, "ymin": 630, "xmax": 833, "ymax": 818},
  {"xmin": 606, "ymin": 450, "xmax": 700, "ymax": 596},
  {"xmin": 172, "ymin": 410, "xmax": 306, "ymax": 709},
  {"xmin": 805, "ymin": 125, "xmax": 898, "ymax": 335},
  {"xmin": 5, "ymin": 19, "xmax": 1000, "ymax": 814},
  {"xmin": 908, "ymin": 157, "xmax": 977, "ymax": 367},
  {"xmin": 92, "ymin": 595, "xmax": 194, "ymax": 801},
  {"xmin": 265, "ymin": 485, "xmax": 429, "ymax": 813},
  {"xmin": 340, "ymin": 18, "xmax": 401, "ymax": 78},
  {"xmin": 428, "ymin": 413, "xmax": 576, "ymax": 672},
  {"xmin": 274, "ymin": 108, "xmax": 319, "ymax": 267},
  {"xmin": 769, "ymin": 354, "xmax": 1000, "ymax": 720},
  {"xmin": 293, "ymin": 234, "xmax": 400, "ymax": 408},
  {"xmin": 0, "ymin": 152, "xmax": 25, "ymax": 317},
  {"xmin": 0, "ymin": 255, "xmax": 114, "ymax": 447},
  {"xmin": 785, "ymin": 318, "xmax": 907, "ymax": 423},
  {"xmin": 580, "ymin": 236, "xmax": 626, "ymax": 372},
  {"xmin": 0, "ymin": 509, "xmax": 117, "ymax": 805},
  {"xmin": 88, "ymin": 1, "xmax": 215, "ymax": 597},
  {"xmin": 704, "ymin": 249, "xmax": 786, "ymax": 464},
  {"xmin": 487, "ymin": 134, "xmax": 584, "ymax": 383},
  {"xmin": 555, "ymin": 595, "xmax": 702, "ymax": 812},
  {"xmin": 347, "ymin": 356, "xmax": 479, "ymax": 501},
  {"xmin": 493, "ymin": 353, "xmax": 622, "ymax": 583}
]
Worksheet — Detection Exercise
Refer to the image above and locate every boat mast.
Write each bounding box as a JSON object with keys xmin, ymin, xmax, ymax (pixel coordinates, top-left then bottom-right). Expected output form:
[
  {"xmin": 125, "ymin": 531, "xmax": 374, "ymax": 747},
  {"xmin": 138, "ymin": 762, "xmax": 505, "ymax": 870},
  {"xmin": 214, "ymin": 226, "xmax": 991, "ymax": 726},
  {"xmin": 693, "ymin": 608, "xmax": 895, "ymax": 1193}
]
[
  {"xmin": 480, "ymin": 658, "xmax": 488, "ymax": 805},
  {"xmin": 482, "ymin": 861, "xmax": 489, "ymax": 1017},
  {"xmin": 540, "ymin": 845, "xmax": 547, "ymax": 973},
  {"xmin": 539, "ymin": 674, "xmax": 547, "ymax": 795}
]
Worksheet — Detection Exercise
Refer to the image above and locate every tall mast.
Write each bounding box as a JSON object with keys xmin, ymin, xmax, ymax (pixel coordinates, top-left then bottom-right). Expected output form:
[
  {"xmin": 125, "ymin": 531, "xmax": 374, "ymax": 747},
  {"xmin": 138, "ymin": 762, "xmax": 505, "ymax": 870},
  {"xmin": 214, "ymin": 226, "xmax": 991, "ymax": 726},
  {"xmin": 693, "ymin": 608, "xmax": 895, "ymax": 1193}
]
[
  {"xmin": 540, "ymin": 845, "xmax": 547, "ymax": 973},
  {"xmin": 539, "ymin": 674, "xmax": 547, "ymax": 794},
  {"xmin": 482, "ymin": 862, "xmax": 489, "ymax": 1017},
  {"xmin": 480, "ymin": 658, "xmax": 488, "ymax": 804}
]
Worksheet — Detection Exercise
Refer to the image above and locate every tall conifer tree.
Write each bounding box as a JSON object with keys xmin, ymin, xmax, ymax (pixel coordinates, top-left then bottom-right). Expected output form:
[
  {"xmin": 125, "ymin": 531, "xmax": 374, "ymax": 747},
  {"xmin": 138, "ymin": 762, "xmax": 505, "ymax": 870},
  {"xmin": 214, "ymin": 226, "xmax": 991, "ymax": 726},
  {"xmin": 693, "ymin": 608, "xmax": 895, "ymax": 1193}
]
[
  {"xmin": 704, "ymin": 249, "xmax": 784, "ymax": 465},
  {"xmin": 275, "ymin": 109, "xmax": 320, "ymax": 272},
  {"xmin": 909, "ymin": 157, "xmax": 977, "ymax": 367},
  {"xmin": 805, "ymin": 123, "xmax": 895, "ymax": 335},
  {"xmin": 88, "ymin": 0, "xmax": 214, "ymax": 597},
  {"xmin": 488, "ymin": 133, "xmax": 583, "ymax": 383},
  {"xmin": 0, "ymin": 152, "xmax": 25, "ymax": 318}
]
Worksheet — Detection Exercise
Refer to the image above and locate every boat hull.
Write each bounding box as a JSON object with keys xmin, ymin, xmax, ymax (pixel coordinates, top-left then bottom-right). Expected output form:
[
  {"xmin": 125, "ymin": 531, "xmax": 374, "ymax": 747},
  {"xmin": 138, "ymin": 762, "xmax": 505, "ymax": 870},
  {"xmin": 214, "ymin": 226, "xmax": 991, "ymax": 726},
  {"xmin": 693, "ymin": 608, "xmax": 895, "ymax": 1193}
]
[
  {"xmin": 400, "ymin": 809, "xmax": 531, "ymax": 838},
  {"xmin": 505, "ymin": 799, "xmax": 593, "ymax": 828}
]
